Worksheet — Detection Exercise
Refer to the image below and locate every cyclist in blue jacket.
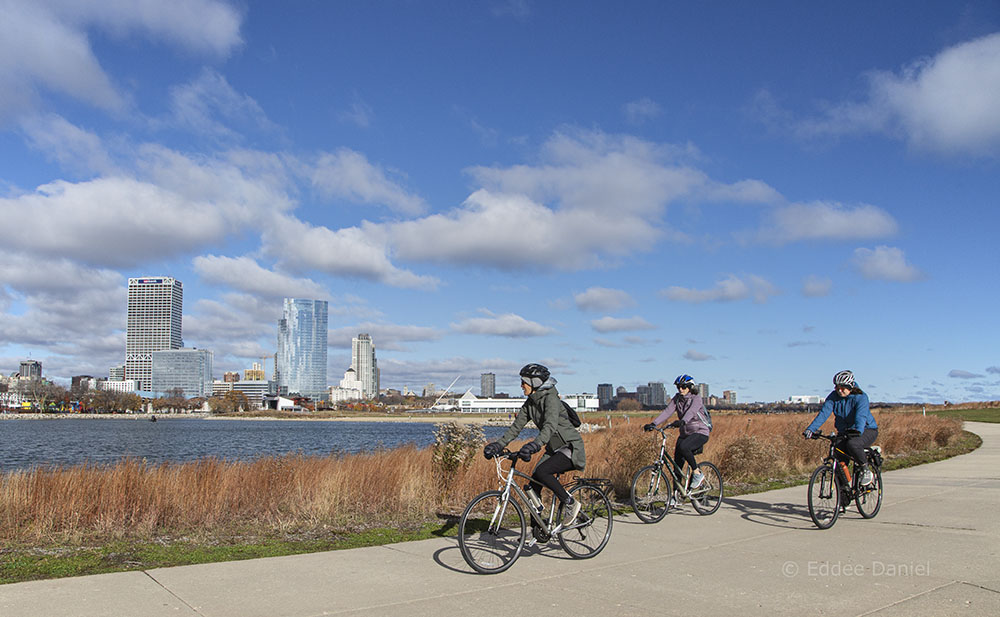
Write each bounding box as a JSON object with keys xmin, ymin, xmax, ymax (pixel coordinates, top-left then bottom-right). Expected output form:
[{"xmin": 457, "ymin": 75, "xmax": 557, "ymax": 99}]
[{"xmin": 803, "ymin": 370, "xmax": 879, "ymax": 485}]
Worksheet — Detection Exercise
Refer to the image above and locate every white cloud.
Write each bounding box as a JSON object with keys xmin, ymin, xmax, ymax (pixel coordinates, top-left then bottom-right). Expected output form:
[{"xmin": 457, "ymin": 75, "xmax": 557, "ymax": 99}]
[
  {"xmin": 574, "ymin": 287, "xmax": 635, "ymax": 312},
  {"xmin": 986, "ymin": 366, "xmax": 1000, "ymax": 375},
  {"xmin": 684, "ymin": 349, "xmax": 714, "ymax": 361},
  {"xmin": 0, "ymin": 0, "xmax": 242, "ymax": 119},
  {"xmin": 802, "ymin": 275, "xmax": 833, "ymax": 297},
  {"xmin": 852, "ymin": 246, "xmax": 925, "ymax": 282},
  {"xmin": 328, "ymin": 323, "xmax": 443, "ymax": 351},
  {"xmin": 263, "ymin": 215, "xmax": 438, "ymax": 289},
  {"xmin": 791, "ymin": 32, "xmax": 1000, "ymax": 155},
  {"xmin": 167, "ymin": 69, "xmax": 276, "ymax": 140},
  {"xmin": 19, "ymin": 114, "xmax": 115, "ymax": 175},
  {"xmin": 338, "ymin": 96, "xmax": 374, "ymax": 128},
  {"xmin": 192, "ymin": 255, "xmax": 328, "ymax": 299},
  {"xmin": 948, "ymin": 369, "xmax": 983, "ymax": 379},
  {"xmin": 311, "ymin": 149, "xmax": 426, "ymax": 215},
  {"xmin": 661, "ymin": 274, "xmax": 780, "ymax": 304},
  {"xmin": 451, "ymin": 310, "xmax": 554, "ymax": 338},
  {"xmin": 590, "ymin": 316, "xmax": 655, "ymax": 333},
  {"xmin": 623, "ymin": 97, "xmax": 662, "ymax": 124},
  {"xmin": 762, "ymin": 201, "xmax": 898, "ymax": 244}
]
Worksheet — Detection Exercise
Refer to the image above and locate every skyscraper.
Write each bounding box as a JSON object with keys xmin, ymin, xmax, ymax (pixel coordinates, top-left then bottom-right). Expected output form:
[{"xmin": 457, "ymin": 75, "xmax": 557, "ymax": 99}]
[
  {"xmin": 276, "ymin": 299, "xmax": 329, "ymax": 401},
  {"xmin": 481, "ymin": 372, "xmax": 496, "ymax": 398},
  {"xmin": 19, "ymin": 360, "xmax": 41, "ymax": 380},
  {"xmin": 126, "ymin": 277, "xmax": 183, "ymax": 391},
  {"xmin": 597, "ymin": 383, "xmax": 613, "ymax": 408},
  {"xmin": 351, "ymin": 333, "xmax": 378, "ymax": 399}
]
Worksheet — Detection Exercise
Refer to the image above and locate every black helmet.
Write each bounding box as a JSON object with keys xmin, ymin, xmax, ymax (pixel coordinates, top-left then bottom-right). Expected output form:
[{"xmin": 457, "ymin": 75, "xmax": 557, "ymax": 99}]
[{"xmin": 519, "ymin": 363, "xmax": 550, "ymax": 389}]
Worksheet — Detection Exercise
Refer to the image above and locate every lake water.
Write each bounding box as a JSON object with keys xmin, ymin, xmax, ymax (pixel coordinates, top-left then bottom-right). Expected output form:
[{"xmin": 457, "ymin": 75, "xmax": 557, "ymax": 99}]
[{"xmin": 0, "ymin": 418, "xmax": 538, "ymax": 471}]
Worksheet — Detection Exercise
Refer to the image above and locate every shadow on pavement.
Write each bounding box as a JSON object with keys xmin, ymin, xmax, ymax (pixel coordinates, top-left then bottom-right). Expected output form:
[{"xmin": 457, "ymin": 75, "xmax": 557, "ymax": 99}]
[{"xmin": 724, "ymin": 497, "xmax": 815, "ymax": 529}]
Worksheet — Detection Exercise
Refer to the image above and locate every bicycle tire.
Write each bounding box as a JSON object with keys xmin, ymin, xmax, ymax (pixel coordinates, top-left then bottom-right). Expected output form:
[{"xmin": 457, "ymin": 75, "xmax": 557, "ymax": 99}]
[
  {"xmin": 690, "ymin": 461, "xmax": 723, "ymax": 515},
  {"xmin": 557, "ymin": 483, "xmax": 613, "ymax": 559},
  {"xmin": 458, "ymin": 490, "xmax": 525, "ymax": 574},
  {"xmin": 807, "ymin": 464, "xmax": 841, "ymax": 529},
  {"xmin": 630, "ymin": 464, "xmax": 672, "ymax": 523},
  {"xmin": 855, "ymin": 466, "xmax": 883, "ymax": 519}
]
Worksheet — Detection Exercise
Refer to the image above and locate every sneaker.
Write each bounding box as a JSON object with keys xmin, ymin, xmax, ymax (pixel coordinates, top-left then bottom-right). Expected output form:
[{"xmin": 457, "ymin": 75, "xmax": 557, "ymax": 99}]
[
  {"xmin": 860, "ymin": 467, "xmax": 874, "ymax": 486},
  {"xmin": 690, "ymin": 470, "xmax": 705, "ymax": 490},
  {"xmin": 667, "ymin": 495, "xmax": 681, "ymax": 509},
  {"xmin": 552, "ymin": 498, "xmax": 581, "ymax": 534}
]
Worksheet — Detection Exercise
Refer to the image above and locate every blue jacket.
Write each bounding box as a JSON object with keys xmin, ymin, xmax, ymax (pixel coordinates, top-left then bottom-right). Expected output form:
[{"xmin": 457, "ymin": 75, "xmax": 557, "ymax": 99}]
[{"xmin": 806, "ymin": 389, "xmax": 878, "ymax": 435}]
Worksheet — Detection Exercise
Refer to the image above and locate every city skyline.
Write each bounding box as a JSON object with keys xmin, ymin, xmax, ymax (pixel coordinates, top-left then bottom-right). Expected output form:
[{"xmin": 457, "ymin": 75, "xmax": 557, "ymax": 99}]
[{"xmin": 1, "ymin": 3, "xmax": 998, "ymax": 404}]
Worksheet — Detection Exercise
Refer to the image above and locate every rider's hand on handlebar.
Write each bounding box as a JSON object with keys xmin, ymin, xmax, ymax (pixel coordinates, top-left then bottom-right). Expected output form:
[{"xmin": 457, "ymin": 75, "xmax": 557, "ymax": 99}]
[
  {"xmin": 666, "ymin": 420, "xmax": 681, "ymax": 429},
  {"xmin": 483, "ymin": 442, "xmax": 502, "ymax": 460},
  {"xmin": 643, "ymin": 422, "xmax": 656, "ymax": 432},
  {"xmin": 517, "ymin": 441, "xmax": 541, "ymax": 461}
]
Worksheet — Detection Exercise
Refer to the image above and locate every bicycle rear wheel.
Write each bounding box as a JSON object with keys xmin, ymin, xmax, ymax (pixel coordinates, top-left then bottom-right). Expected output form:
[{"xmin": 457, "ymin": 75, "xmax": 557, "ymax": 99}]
[
  {"xmin": 557, "ymin": 483, "xmax": 613, "ymax": 559},
  {"xmin": 855, "ymin": 466, "xmax": 883, "ymax": 518},
  {"xmin": 807, "ymin": 464, "xmax": 841, "ymax": 529},
  {"xmin": 458, "ymin": 490, "xmax": 525, "ymax": 574},
  {"xmin": 630, "ymin": 464, "xmax": 672, "ymax": 523},
  {"xmin": 690, "ymin": 462, "xmax": 723, "ymax": 515}
]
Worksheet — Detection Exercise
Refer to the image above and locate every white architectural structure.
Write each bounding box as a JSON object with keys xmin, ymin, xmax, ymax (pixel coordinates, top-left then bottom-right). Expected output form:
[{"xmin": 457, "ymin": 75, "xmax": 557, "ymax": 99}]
[
  {"xmin": 788, "ymin": 395, "xmax": 823, "ymax": 404},
  {"xmin": 99, "ymin": 379, "xmax": 139, "ymax": 393},
  {"xmin": 126, "ymin": 277, "xmax": 183, "ymax": 391},
  {"xmin": 457, "ymin": 392, "xmax": 600, "ymax": 414},
  {"xmin": 351, "ymin": 334, "xmax": 378, "ymax": 399},
  {"xmin": 232, "ymin": 380, "xmax": 270, "ymax": 408},
  {"xmin": 329, "ymin": 367, "xmax": 364, "ymax": 403}
]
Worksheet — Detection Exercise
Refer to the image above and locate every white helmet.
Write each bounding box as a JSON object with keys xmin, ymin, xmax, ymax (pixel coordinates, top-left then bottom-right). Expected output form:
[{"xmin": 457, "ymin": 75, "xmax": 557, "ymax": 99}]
[{"xmin": 833, "ymin": 370, "xmax": 855, "ymax": 388}]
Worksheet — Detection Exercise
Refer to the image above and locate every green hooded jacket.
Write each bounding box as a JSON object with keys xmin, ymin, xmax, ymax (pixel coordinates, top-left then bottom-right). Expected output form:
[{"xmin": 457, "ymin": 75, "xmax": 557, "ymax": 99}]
[{"xmin": 497, "ymin": 382, "xmax": 586, "ymax": 470}]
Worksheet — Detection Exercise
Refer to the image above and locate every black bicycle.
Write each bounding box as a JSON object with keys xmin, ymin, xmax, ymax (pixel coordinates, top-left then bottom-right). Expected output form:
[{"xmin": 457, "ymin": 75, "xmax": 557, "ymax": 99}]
[
  {"xmin": 630, "ymin": 425, "xmax": 723, "ymax": 522},
  {"xmin": 806, "ymin": 431, "xmax": 883, "ymax": 529}
]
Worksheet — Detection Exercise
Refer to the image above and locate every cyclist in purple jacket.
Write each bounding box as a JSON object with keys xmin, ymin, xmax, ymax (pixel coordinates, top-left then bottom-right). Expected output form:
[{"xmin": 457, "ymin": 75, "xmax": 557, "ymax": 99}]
[{"xmin": 643, "ymin": 374, "xmax": 712, "ymax": 490}]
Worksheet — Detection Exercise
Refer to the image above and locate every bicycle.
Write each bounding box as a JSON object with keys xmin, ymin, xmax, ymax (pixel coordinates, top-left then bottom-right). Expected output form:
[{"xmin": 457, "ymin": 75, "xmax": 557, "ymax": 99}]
[
  {"xmin": 806, "ymin": 431, "xmax": 884, "ymax": 529},
  {"xmin": 630, "ymin": 425, "xmax": 723, "ymax": 522},
  {"xmin": 458, "ymin": 449, "xmax": 614, "ymax": 574}
]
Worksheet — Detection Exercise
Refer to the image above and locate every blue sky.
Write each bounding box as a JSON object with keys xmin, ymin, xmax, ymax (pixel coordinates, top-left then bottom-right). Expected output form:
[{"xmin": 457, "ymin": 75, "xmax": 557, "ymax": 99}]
[{"xmin": 1, "ymin": 1, "xmax": 998, "ymax": 403}]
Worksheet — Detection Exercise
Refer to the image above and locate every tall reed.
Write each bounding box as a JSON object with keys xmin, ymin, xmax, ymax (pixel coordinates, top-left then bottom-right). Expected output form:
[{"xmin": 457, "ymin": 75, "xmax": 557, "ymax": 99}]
[{"xmin": 0, "ymin": 412, "xmax": 962, "ymax": 544}]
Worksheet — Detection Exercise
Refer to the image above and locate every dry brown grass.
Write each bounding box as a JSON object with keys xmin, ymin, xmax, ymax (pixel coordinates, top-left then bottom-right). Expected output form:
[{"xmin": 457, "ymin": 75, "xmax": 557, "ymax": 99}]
[{"xmin": 0, "ymin": 411, "xmax": 963, "ymax": 545}]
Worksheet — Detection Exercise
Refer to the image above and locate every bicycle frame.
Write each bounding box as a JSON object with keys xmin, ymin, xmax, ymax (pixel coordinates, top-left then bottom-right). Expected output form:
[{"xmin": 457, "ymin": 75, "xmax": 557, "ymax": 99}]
[
  {"xmin": 813, "ymin": 432, "xmax": 870, "ymax": 504},
  {"xmin": 648, "ymin": 427, "xmax": 710, "ymax": 500},
  {"xmin": 491, "ymin": 452, "xmax": 559, "ymax": 532}
]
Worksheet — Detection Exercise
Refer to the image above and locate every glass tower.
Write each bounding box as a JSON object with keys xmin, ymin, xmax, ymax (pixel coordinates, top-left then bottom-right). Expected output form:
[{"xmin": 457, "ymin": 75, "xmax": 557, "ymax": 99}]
[
  {"xmin": 126, "ymin": 277, "xmax": 183, "ymax": 392},
  {"xmin": 276, "ymin": 299, "xmax": 329, "ymax": 401},
  {"xmin": 151, "ymin": 348, "xmax": 213, "ymax": 398},
  {"xmin": 481, "ymin": 372, "xmax": 495, "ymax": 398}
]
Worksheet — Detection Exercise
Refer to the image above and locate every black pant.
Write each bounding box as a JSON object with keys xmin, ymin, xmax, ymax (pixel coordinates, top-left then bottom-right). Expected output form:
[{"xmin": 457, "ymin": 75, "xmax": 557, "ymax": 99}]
[
  {"xmin": 529, "ymin": 451, "xmax": 574, "ymax": 504},
  {"xmin": 838, "ymin": 428, "xmax": 878, "ymax": 467},
  {"xmin": 674, "ymin": 433, "xmax": 709, "ymax": 472}
]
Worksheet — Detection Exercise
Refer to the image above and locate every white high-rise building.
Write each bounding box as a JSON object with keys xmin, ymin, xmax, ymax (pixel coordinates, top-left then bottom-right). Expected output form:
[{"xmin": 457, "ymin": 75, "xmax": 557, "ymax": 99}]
[
  {"xmin": 481, "ymin": 372, "xmax": 496, "ymax": 398},
  {"xmin": 351, "ymin": 334, "xmax": 378, "ymax": 399},
  {"xmin": 126, "ymin": 277, "xmax": 183, "ymax": 392},
  {"xmin": 276, "ymin": 299, "xmax": 329, "ymax": 401}
]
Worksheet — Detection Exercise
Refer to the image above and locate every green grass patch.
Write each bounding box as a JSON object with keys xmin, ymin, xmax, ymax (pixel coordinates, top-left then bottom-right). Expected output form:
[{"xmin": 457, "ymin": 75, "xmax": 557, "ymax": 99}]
[
  {"xmin": 925, "ymin": 407, "xmax": 1000, "ymax": 423},
  {"xmin": 0, "ymin": 521, "xmax": 449, "ymax": 585}
]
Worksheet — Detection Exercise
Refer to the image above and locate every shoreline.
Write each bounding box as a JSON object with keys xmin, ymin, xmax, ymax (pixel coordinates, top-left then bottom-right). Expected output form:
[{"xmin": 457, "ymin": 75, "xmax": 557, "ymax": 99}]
[{"xmin": 0, "ymin": 412, "xmax": 517, "ymax": 426}]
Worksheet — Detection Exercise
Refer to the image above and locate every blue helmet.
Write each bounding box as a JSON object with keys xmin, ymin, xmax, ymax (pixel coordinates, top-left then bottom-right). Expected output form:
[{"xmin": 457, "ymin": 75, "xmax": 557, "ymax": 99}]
[{"xmin": 674, "ymin": 374, "xmax": 695, "ymax": 388}]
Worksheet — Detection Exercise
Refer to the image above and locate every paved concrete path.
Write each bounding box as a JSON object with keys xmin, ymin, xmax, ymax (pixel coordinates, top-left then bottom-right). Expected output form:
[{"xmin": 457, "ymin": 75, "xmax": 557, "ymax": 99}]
[{"xmin": 2, "ymin": 422, "xmax": 998, "ymax": 617}]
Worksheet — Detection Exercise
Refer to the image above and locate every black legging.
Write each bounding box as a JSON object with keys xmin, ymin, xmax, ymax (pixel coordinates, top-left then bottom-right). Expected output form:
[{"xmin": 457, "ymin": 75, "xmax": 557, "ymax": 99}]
[
  {"xmin": 528, "ymin": 451, "xmax": 574, "ymax": 503},
  {"xmin": 674, "ymin": 433, "xmax": 709, "ymax": 472},
  {"xmin": 838, "ymin": 428, "xmax": 878, "ymax": 466}
]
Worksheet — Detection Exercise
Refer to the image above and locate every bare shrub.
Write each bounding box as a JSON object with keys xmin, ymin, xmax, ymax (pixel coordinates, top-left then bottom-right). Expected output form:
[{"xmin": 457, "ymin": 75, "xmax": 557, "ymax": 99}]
[{"xmin": 718, "ymin": 435, "xmax": 782, "ymax": 483}]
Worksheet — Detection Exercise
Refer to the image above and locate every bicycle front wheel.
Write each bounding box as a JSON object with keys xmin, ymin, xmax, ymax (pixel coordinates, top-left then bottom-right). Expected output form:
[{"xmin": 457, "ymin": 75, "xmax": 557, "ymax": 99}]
[
  {"xmin": 690, "ymin": 462, "xmax": 723, "ymax": 515},
  {"xmin": 807, "ymin": 464, "xmax": 841, "ymax": 529},
  {"xmin": 855, "ymin": 466, "xmax": 883, "ymax": 519},
  {"xmin": 458, "ymin": 490, "xmax": 525, "ymax": 574},
  {"xmin": 630, "ymin": 465, "xmax": 672, "ymax": 523},
  {"xmin": 558, "ymin": 483, "xmax": 613, "ymax": 559}
]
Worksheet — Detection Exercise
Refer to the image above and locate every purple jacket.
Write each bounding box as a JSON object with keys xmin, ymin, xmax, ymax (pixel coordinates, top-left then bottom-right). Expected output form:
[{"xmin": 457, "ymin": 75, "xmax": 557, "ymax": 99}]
[{"xmin": 651, "ymin": 392, "xmax": 711, "ymax": 438}]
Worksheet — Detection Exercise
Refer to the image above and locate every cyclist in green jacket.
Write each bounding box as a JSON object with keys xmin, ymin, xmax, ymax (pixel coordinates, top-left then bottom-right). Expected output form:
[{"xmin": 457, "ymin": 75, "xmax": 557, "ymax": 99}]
[{"xmin": 483, "ymin": 364, "xmax": 586, "ymax": 535}]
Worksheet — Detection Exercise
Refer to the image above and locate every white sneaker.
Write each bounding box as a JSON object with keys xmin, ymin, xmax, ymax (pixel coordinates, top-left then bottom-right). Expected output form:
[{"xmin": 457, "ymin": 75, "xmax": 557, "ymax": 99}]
[
  {"xmin": 667, "ymin": 495, "xmax": 681, "ymax": 509},
  {"xmin": 690, "ymin": 470, "xmax": 705, "ymax": 490},
  {"xmin": 860, "ymin": 468, "xmax": 874, "ymax": 486}
]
